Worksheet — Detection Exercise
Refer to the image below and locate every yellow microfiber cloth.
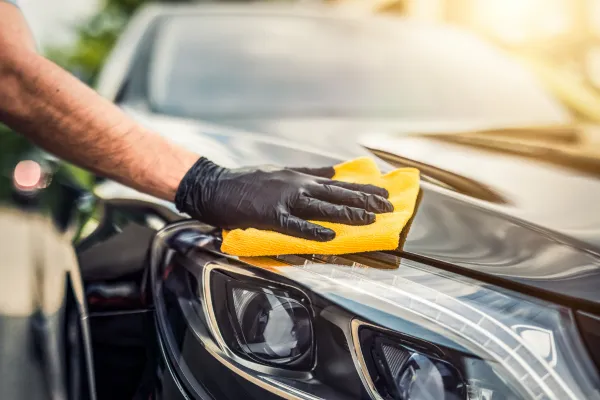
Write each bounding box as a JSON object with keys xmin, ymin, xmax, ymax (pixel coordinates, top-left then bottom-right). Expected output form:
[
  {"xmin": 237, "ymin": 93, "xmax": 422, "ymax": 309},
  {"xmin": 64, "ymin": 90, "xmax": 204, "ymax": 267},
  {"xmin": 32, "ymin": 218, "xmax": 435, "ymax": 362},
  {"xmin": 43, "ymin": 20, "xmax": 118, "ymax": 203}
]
[{"xmin": 221, "ymin": 157, "xmax": 420, "ymax": 256}]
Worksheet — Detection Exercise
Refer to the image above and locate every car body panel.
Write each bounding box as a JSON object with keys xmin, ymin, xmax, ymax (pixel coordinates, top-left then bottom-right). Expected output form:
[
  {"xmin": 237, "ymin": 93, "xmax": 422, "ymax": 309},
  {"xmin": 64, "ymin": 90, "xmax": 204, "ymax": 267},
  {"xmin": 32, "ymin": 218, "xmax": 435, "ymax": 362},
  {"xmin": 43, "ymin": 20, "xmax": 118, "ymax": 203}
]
[{"xmin": 363, "ymin": 133, "xmax": 600, "ymax": 248}]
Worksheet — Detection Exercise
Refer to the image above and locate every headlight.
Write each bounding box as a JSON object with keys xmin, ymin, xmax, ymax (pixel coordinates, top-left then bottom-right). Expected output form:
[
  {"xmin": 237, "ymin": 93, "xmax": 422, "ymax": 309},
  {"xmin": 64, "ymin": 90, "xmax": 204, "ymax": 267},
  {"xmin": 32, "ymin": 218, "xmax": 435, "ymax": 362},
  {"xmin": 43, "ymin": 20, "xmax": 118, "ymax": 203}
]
[
  {"xmin": 209, "ymin": 269, "xmax": 315, "ymax": 369},
  {"xmin": 151, "ymin": 223, "xmax": 600, "ymax": 400},
  {"xmin": 361, "ymin": 330, "xmax": 466, "ymax": 400},
  {"xmin": 231, "ymin": 289, "xmax": 311, "ymax": 363}
]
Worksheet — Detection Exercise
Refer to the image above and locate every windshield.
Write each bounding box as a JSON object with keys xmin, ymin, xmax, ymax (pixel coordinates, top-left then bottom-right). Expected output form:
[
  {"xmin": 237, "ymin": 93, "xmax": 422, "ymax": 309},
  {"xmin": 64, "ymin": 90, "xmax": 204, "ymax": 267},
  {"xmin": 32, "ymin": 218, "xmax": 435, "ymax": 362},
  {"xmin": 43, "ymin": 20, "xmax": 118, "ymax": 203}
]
[{"xmin": 149, "ymin": 15, "xmax": 568, "ymax": 125}]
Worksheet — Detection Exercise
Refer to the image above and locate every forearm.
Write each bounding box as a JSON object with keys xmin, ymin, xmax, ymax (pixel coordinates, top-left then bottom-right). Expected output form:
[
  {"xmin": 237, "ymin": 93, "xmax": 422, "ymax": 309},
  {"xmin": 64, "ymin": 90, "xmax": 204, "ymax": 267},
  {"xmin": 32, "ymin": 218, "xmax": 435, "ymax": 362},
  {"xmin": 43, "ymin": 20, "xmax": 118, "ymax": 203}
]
[{"xmin": 0, "ymin": 45, "xmax": 198, "ymax": 201}]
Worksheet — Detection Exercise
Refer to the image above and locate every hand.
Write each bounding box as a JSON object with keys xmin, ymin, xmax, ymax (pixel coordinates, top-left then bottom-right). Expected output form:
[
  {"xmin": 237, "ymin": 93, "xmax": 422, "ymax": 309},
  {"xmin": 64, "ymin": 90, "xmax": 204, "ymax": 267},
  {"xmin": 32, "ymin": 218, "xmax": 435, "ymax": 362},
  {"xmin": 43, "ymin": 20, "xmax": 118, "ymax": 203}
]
[{"xmin": 175, "ymin": 158, "xmax": 393, "ymax": 241}]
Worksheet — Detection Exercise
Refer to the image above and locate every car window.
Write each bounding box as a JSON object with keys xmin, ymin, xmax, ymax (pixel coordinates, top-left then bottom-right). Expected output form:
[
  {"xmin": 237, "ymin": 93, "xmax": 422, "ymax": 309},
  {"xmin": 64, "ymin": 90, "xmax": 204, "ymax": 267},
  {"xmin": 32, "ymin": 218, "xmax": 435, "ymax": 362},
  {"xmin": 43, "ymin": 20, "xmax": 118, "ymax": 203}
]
[{"xmin": 148, "ymin": 14, "xmax": 569, "ymax": 126}]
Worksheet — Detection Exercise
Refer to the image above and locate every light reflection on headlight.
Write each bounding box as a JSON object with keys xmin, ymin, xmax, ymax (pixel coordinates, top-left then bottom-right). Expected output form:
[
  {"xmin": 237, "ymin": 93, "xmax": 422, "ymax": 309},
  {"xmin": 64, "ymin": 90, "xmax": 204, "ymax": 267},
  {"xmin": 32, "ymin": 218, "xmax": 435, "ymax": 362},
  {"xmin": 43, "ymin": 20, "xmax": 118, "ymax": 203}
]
[
  {"xmin": 230, "ymin": 287, "xmax": 312, "ymax": 364},
  {"xmin": 395, "ymin": 353, "xmax": 449, "ymax": 399}
]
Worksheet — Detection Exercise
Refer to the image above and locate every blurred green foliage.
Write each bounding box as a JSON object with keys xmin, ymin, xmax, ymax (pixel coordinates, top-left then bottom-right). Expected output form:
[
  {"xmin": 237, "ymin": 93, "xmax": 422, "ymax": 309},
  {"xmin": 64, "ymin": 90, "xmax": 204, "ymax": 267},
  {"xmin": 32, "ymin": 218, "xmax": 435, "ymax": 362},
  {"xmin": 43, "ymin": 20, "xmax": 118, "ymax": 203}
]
[{"xmin": 0, "ymin": 123, "xmax": 32, "ymax": 170}]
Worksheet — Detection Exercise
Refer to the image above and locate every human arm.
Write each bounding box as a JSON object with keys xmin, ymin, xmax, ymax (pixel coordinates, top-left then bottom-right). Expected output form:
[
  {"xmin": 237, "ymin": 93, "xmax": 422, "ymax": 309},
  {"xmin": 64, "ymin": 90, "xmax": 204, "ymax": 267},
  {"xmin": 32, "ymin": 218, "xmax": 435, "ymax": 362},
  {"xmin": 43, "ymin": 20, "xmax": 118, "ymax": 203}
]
[{"xmin": 0, "ymin": 2, "xmax": 198, "ymax": 200}]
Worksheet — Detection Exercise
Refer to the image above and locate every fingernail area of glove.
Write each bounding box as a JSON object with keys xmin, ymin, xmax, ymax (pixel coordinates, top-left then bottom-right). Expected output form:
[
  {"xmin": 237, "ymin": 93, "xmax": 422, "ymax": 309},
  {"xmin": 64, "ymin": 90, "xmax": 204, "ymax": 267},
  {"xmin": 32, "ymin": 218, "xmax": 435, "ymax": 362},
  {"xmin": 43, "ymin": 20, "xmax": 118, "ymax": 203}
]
[
  {"xmin": 318, "ymin": 228, "xmax": 336, "ymax": 241},
  {"xmin": 382, "ymin": 199, "xmax": 395, "ymax": 213},
  {"xmin": 372, "ymin": 196, "xmax": 394, "ymax": 213},
  {"xmin": 377, "ymin": 187, "xmax": 390, "ymax": 199},
  {"xmin": 366, "ymin": 211, "xmax": 376, "ymax": 224}
]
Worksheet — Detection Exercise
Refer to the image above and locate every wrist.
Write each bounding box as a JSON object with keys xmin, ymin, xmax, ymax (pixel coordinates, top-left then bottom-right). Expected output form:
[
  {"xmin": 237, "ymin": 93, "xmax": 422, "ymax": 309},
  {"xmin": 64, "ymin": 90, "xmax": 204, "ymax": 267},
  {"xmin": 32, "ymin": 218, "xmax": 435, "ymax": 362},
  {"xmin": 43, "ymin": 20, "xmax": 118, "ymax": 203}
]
[
  {"xmin": 163, "ymin": 149, "xmax": 200, "ymax": 201},
  {"xmin": 174, "ymin": 157, "xmax": 224, "ymax": 215},
  {"xmin": 137, "ymin": 138, "xmax": 200, "ymax": 202}
]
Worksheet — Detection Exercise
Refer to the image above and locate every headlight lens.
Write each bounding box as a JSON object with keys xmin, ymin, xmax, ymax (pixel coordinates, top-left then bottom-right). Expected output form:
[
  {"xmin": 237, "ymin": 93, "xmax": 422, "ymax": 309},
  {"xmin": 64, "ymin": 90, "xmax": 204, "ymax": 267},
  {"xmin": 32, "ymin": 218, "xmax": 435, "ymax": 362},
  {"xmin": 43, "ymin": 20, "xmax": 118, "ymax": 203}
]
[
  {"xmin": 373, "ymin": 336, "xmax": 466, "ymax": 400},
  {"xmin": 395, "ymin": 354, "xmax": 448, "ymax": 399},
  {"xmin": 360, "ymin": 326, "xmax": 518, "ymax": 400},
  {"xmin": 210, "ymin": 269, "xmax": 315, "ymax": 370},
  {"xmin": 229, "ymin": 287, "xmax": 312, "ymax": 364}
]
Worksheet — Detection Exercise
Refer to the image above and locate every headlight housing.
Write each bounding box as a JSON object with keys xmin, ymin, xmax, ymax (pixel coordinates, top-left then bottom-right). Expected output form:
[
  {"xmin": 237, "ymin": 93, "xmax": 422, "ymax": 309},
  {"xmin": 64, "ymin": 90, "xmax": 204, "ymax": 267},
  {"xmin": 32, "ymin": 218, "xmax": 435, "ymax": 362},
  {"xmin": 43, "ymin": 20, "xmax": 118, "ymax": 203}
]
[
  {"xmin": 209, "ymin": 269, "xmax": 315, "ymax": 370},
  {"xmin": 360, "ymin": 328, "xmax": 467, "ymax": 400},
  {"xmin": 151, "ymin": 223, "xmax": 600, "ymax": 400}
]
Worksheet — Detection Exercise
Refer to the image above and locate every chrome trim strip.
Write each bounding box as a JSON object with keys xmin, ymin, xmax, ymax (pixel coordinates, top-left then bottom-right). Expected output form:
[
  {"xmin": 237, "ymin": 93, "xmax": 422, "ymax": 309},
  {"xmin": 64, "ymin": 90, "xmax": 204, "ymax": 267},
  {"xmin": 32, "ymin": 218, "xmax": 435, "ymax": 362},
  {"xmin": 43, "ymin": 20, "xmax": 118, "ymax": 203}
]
[
  {"xmin": 349, "ymin": 319, "xmax": 386, "ymax": 400},
  {"xmin": 201, "ymin": 263, "xmax": 234, "ymax": 358},
  {"xmin": 260, "ymin": 377, "xmax": 325, "ymax": 400}
]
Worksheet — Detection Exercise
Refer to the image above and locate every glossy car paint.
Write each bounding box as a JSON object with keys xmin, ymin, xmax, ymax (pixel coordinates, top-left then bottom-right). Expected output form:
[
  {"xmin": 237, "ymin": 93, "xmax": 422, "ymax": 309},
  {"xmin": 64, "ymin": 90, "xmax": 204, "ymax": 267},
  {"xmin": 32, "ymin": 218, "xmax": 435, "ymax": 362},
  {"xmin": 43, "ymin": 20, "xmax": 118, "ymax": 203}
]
[{"xmin": 363, "ymin": 133, "xmax": 600, "ymax": 248}]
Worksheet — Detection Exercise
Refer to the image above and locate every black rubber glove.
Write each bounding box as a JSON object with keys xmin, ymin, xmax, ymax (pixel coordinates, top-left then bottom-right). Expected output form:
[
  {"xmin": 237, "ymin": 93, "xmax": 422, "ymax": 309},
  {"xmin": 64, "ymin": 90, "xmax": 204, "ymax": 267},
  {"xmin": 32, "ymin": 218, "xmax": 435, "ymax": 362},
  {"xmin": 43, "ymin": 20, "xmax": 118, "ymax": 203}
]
[{"xmin": 175, "ymin": 158, "xmax": 394, "ymax": 241}]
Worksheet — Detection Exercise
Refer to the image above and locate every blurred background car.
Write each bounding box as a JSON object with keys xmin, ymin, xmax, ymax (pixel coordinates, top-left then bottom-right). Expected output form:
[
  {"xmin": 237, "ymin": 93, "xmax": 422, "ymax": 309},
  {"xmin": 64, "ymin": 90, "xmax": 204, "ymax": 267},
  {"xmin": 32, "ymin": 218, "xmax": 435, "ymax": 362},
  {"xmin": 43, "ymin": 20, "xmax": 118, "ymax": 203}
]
[
  {"xmin": 96, "ymin": 3, "xmax": 571, "ymax": 153},
  {"xmin": 331, "ymin": 0, "xmax": 600, "ymax": 124}
]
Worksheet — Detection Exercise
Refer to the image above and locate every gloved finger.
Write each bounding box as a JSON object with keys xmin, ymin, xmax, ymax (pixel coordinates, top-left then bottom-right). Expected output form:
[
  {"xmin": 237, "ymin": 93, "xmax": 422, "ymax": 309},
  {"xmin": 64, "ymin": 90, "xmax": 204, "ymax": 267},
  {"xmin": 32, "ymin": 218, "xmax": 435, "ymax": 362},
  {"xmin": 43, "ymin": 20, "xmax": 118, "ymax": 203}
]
[
  {"xmin": 310, "ymin": 185, "xmax": 394, "ymax": 213},
  {"xmin": 289, "ymin": 166, "xmax": 335, "ymax": 179},
  {"xmin": 276, "ymin": 213, "xmax": 336, "ymax": 242},
  {"xmin": 322, "ymin": 180, "xmax": 389, "ymax": 198},
  {"xmin": 293, "ymin": 196, "xmax": 376, "ymax": 225}
]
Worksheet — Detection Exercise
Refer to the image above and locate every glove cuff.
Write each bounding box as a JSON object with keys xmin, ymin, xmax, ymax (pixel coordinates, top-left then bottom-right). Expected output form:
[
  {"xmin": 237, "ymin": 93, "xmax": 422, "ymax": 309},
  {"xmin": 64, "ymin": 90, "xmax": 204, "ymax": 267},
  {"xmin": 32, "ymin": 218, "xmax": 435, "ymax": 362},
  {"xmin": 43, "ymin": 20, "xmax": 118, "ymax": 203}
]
[{"xmin": 174, "ymin": 157, "xmax": 224, "ymax": 218}]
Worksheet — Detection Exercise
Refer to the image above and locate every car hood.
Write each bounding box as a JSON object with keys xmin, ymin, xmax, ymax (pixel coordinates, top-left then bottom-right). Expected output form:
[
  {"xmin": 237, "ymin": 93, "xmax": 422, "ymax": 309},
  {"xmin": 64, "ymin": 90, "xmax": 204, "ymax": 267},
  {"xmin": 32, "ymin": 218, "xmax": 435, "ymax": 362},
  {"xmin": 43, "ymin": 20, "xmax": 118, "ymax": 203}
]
[
  {"xmin": 208, "ymin": 117, "xmax": 600, "ymax": 244},
  {"xmin": 121, "ymin": 109, "xmax": 600, "ymax": 309}
]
